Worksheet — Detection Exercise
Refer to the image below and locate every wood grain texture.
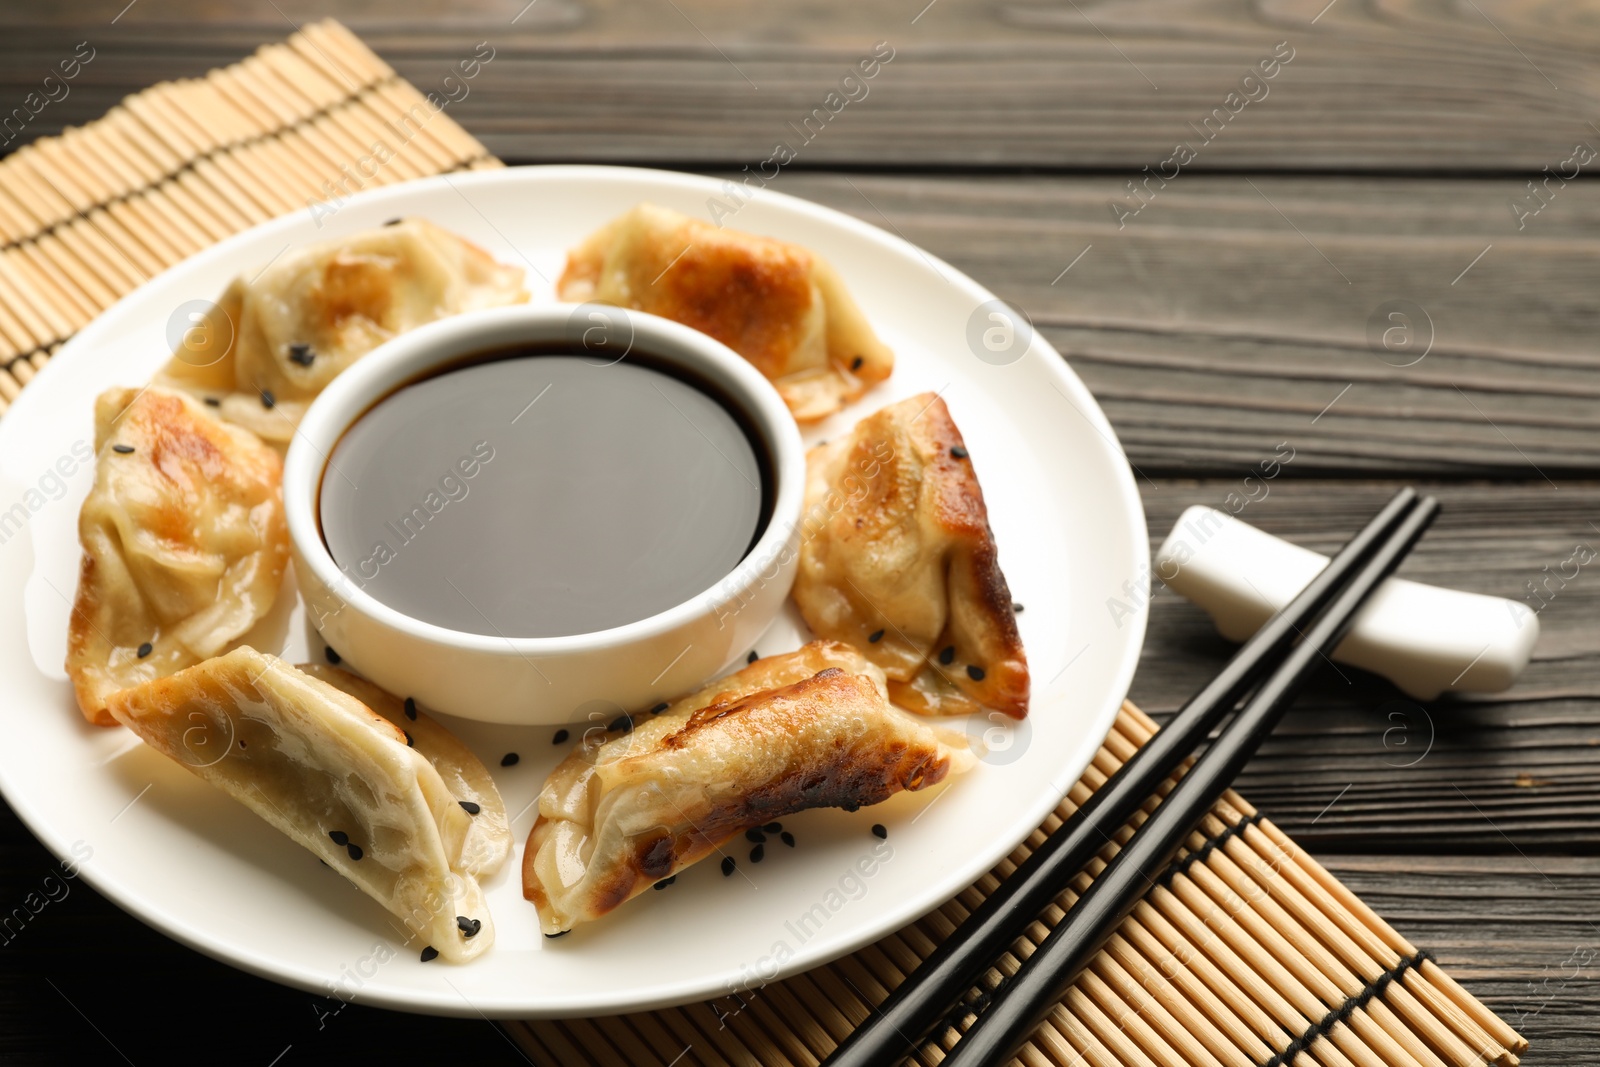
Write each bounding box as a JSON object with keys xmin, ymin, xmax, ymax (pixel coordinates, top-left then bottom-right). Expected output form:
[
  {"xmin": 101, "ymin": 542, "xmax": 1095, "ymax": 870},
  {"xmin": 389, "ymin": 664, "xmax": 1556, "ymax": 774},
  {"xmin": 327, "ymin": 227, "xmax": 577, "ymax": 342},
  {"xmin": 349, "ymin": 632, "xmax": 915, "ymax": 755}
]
[
  {"xmin": 0, "ymin": 4, "xmax": 1592, "ymax": 1063},
  {"xmin": 758, "ymin": 172, "xmax": 1600, "ymax": 477},
  {"xmin": 1128, "ymin": 481, "xmax": 1600, "ymax": 853},
  {"xmin": 3, "ymin": 0, "xmax": 1600, "ymax": 171}
]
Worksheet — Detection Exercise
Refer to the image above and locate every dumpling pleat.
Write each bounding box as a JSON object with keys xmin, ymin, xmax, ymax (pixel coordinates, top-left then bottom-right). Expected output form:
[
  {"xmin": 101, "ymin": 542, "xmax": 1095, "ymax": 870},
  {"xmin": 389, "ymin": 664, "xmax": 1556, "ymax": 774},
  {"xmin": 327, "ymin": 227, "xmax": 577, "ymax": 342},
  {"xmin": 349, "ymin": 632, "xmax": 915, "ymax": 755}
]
[{"xmin": 107, "ymin": 647, "xmax": 497, "ymax": 964}]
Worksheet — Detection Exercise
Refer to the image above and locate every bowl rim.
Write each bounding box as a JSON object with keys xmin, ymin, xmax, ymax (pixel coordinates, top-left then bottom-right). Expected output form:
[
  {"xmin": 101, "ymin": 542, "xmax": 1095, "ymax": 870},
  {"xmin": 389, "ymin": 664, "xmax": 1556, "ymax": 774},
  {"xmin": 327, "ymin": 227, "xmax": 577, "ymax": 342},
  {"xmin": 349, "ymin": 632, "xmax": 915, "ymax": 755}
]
[{"xmin": 282, "ymin": 301, "xmax": 808, "ymax": 654}]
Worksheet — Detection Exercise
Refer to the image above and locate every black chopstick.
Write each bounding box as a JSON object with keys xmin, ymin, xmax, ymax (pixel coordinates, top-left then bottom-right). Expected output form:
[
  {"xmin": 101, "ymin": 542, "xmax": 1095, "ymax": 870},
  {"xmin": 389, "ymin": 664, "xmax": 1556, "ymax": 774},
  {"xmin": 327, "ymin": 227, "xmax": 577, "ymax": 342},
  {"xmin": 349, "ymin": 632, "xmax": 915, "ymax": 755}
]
[
  {"xmin": 940, "ymin": 493, "xmax": 1440, "ymax": 1067},
  {"xmin": 819, "ymin": 487, "xmax": 1422, "ymax": 1067}
]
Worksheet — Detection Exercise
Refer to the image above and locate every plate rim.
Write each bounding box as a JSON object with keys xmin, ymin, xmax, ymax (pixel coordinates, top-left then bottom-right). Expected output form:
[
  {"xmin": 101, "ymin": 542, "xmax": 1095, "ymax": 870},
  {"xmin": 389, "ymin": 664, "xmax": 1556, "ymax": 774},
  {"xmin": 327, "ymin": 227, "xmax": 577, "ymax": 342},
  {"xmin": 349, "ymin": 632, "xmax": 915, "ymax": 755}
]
[{"xmin": 0, "ymin": 163, "xmax": 1149, "ymax": 1017}]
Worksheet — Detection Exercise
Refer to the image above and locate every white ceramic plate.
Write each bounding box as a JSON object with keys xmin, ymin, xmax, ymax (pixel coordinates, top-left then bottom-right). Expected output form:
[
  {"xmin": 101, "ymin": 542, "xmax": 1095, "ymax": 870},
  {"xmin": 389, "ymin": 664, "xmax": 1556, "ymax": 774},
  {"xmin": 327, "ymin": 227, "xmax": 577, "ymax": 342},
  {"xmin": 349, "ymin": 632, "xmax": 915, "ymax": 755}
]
[{"xmin": 0, "ymin": 166, "xmax": 1147, "ymax": 1018}]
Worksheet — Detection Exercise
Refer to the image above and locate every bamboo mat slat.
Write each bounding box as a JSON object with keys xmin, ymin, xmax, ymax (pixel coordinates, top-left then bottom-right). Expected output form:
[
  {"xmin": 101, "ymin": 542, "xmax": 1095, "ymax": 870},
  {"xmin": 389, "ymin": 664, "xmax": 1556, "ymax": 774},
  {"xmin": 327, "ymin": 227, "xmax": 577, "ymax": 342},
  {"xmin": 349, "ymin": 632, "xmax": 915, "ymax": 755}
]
[
  {"xmin": 0, "ymin": 20, "xmax": 1525, "ymax": 1066},
  {"xmin": 0, "ymin": 18, "xmax": 499, "ymax": 419}
]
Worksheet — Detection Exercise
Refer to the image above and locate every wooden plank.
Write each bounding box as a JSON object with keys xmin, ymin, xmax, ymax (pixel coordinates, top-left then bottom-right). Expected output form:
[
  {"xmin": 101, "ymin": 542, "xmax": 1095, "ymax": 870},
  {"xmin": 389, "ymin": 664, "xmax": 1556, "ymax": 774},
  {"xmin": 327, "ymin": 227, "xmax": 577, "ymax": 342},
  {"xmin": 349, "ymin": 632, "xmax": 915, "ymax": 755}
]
[
  {"xmin": 2, "ymin": 1, "xmax": 1599, "ymax": 171},
  {"xmin": 1129, "ymin": 480, "xmax": 1600, "ymax": 852},
  {"xmin": 750, "ymin": 173, "xmax": 1600, "ymax": 478},
  {"xmin": 0, "ymin": 9, "xmax": 1584, "ymax": 1063},
  {"xmin": 7, "ymin": 45, "xmax": 1600, "ymax": 478}
]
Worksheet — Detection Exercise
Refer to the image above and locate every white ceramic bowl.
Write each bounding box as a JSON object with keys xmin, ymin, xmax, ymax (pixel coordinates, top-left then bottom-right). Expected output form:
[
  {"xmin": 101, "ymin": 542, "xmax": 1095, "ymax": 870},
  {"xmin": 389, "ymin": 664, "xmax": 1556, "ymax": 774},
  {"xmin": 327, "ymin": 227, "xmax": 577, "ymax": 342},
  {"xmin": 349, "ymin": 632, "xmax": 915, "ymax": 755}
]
[{"xmin": 283, "ymin": 303, "xmax": 806, "ymax": 724}]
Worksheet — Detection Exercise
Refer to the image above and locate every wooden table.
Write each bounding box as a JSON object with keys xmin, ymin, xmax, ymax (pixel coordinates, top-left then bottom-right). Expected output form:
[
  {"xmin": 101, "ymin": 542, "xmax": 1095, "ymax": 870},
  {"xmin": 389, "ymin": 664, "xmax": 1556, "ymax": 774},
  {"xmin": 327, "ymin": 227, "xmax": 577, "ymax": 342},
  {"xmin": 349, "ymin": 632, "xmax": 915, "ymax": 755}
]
[{"xmin": 2, "ymin": 2, "xmax": 1596, "ymax": 1063}]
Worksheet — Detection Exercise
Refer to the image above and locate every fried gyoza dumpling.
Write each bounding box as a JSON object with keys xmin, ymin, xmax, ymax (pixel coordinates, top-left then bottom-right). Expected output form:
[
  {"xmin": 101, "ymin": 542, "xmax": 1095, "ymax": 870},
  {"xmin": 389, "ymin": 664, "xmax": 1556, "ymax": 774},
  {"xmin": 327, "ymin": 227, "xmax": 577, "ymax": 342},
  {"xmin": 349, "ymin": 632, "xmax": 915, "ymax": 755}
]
[
  {"xmin": 158, "ymin": 218, "xmax": 527, "ymax": 442},
  {"xmin": 523, "ymin": 641, "xmax": 974, "ymax": 934},
  {"xmin": 557, "ymin": 203, "xmax": 893, "ymax": 422},
  {"xmin": 793, "ymin": 394, "xmax": 1029, "ymax": 719},
  {"xmin": 106, "ymin": 648, "xmax": 496, "ymax": 963},
  {"xmin": 67, "ymin": 386, "xmax": 289, "ymax": 726},
  {"xmin": 299, "ymin": 664, "xmax": 510, "ymax": 881}
]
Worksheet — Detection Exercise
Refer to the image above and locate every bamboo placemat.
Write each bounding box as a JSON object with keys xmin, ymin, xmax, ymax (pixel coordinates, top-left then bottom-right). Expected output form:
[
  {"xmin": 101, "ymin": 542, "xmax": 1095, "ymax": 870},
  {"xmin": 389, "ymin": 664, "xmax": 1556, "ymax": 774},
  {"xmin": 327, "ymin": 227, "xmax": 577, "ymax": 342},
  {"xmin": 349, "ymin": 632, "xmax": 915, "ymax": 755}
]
[
  {"xmin": 0, "ymin": 18, "xmax": 498, "ymax": 419},
  {"xmin": 505, "ymin": 703, "xmax": 1526, "ymax": 1067},
  {"xmin": 0, "ymin": 20, "xmax": 1526, "ymax": 1067}
]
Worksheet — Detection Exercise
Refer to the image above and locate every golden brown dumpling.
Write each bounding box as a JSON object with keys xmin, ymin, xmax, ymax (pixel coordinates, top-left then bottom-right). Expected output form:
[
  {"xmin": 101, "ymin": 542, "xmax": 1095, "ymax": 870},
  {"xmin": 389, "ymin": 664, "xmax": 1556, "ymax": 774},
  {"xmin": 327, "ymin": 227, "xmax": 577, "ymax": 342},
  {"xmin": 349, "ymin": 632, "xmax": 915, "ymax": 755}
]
[
  {"xmin": 557, "ymin": 203, "xmax": 893, "ymax": 421},
  {"xmin": 523, "ymin": 641, "xmax": 974, "ymax": 934},
  {"xmin": 793, "ymin": 394, "xmax": 1029, "ymax": 719},
  {"xmin": 298, "ymin": 664, "xmax": 510, "ymax": 881},
  {"xmin": 67, "ymin": 386, "xmax": 288, "ymax": 726},
  {"xmin": 158, "ymin": 218, "xmax": 527, "ymax": 442},
  {"xmin": 107, "ymin": 648, "xmax": 496, "ymax": 964}
]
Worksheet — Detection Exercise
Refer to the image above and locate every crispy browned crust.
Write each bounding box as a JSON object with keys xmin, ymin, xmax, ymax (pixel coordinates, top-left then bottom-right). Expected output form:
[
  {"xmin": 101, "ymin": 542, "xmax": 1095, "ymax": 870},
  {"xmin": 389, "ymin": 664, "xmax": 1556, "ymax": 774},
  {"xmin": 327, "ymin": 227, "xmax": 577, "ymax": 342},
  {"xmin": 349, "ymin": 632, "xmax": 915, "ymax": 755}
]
[
  {"xmin": 521, "ymin": 648, "xmax": 967, "ymax": 932},
  {"xmin": 557, "ymin": 209, "xmax": 817, "ymax": 380},
  {"xmin": 154, "ymin": 220, "xmax": 527, "ymax": 444},
  {"xmin": 794, "ymin": 393, "xmax": 1029, "ymax": 719},
  {"xmin": 298, "ymin": 228, "xmax": 510, "ymax": 353},
  {"xmin": 67, "ymin": 387, "xmax": 288, "ymax": 725},
  {"xmin": 661, "ymin": 669, "xmax": 951, "ymax": 800},
  {"xmin": 909, "ymin": 396, "xmax": 1028, "ymax": 718},
  {"xmin": 556, "ymin": 204, "xmax": 893, "ymax": 422},
  {"xmin": 650, "ymin": 226, "xmax": 819, "ymax": 383},
  {"xmin": 66, "ymin": 553, "xmax": 118, "ymax": 727}
]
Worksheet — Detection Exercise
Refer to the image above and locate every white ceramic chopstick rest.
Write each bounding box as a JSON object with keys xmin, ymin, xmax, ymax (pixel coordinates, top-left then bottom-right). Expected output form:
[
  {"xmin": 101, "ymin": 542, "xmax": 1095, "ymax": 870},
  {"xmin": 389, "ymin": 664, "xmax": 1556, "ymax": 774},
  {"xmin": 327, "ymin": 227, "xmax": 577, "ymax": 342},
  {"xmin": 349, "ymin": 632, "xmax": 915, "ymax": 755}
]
[{"xmin": 1156, "ymin": 506, "xmax": 1538, "ymax": 700}]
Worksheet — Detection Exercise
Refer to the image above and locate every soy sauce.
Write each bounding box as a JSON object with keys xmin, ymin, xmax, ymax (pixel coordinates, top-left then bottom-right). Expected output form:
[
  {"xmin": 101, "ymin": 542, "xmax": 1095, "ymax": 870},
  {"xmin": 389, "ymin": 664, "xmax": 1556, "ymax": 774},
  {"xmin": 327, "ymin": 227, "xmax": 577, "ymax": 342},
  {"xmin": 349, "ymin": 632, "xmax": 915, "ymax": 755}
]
[{"xmin": 319, "ymin": 353, "xmax": 767, "ymax": 638}]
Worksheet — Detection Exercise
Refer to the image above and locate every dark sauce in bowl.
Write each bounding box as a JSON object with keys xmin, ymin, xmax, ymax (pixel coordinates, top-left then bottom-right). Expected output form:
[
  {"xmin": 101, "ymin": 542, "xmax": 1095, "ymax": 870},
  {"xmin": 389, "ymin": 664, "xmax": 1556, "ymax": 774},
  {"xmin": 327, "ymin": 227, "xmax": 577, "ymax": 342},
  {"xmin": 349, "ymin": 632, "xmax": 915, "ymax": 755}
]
[{"xmin": 318, "ymin": 352, "xmax": 768, "ymax": 638}]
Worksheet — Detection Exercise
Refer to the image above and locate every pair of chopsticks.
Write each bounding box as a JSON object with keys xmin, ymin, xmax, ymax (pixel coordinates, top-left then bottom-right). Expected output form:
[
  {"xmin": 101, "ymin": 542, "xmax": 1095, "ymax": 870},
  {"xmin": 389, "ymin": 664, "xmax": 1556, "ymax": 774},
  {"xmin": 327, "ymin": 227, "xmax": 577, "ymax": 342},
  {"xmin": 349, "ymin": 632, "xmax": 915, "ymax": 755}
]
[{"xmin": 823, "ymin": 487, "xmax": 1439, "ymax": 1067}]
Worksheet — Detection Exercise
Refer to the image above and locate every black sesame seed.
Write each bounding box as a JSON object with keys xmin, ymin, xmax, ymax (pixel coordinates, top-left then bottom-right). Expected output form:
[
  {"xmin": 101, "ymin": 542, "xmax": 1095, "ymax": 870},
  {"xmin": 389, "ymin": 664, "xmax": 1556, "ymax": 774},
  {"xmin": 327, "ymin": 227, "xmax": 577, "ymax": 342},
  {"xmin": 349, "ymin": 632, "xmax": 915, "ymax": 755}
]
[
  {"xmin": 456, "ymin": 915, "xmax": 482, "ymax": 938},
  {"xmin": 403, "ymin": 731, "xmax": 414, "ymax": 748},
  {"xmin": 609, "ymin": 714, "xmax": 634, "ymax": 733},
  {"xmin": 403, "ymin": 697, "xmax": 417, "ymax": 721},
  {"xmin": 650, "ymin": 702, "xmax": 669, "ymax": 715},
  {"xmin": 950, "ymin": 445, "xmax": 969, "ymax": 459},
  {"xmin": 781, "ymin": 831, "xmax": 796, "ymax": 847},
  {"xmin": 750, "ymin": 844, "xmax": 765, "ymax": 863},
  {"xmin": 938, "ymin": 646, "xmax": 955, "ymax": 666},
  {"xmin": 653, "ymin": 875, "xmax": 677, "ymax": 891},
  {"xmin": 260, "ymin": 389, "xmax": 275, "ymax": 409},
  {"xmin": 328, "ymin": 830, "xmax": 349, "ymax": 846},
  {"xmin": 746, "ymin": 650, "xmax": 759, "ymax": 664},
  {"xmin": 851, "ymin": 356, "xmax": 864, "ymax": 371},
  {"xmin": 136, "ymin": 642, "xmax": 153, "ymax": 658},
  {"xmin": 420, "ymin": 945, "xmax": 439, "ymax": 962},
  {"xmin": 868, "ymin": 629, "xmax": 885, "ymax": 643},
  {"xmin": 721, "ymin": 856, "xmax": 736, "ymax": 876},
  {"xmin": 347, "ymin": 843, "xmax": 363, "ymax": 861},
  {"xmin": 501, "ymin": 752, "xmax": 520, "ymax": 767},
  {"xmin": 238, "ymin": 740, "xmax": 246, "ymax": 749},
  {"xmin": 324, "ymin": 646, "xmax": 341, "ymax": 665},
  {"xmin": 459, "ymin": 800, "xmax": 481, "ymax": 815},
  {"xmin": 552, "ymin": 729, "xmax": 569, "ymax": 744},
  {"xmin": 544, "ymin": 931, "xmax": 568, "ymax": 939},
  {"xmin": 384, "ymin": 217, "xmax": 403, "ymax": 227},
  {"xmin": 288, "ymin": 343, "xmax": 316, "ymax": 367},
  {"xmin": 872, "ymin": 824, "xmax": 888, "ymax": 840},
  {"xmin": 112, "ymin": 443, "xmax": 135, "ymax": 454},
  {"xmin": 763, "ymin": 822, "xmax": 781, "ymax": 833},
  {"xmin": 745, "ymin": 828, "xmax": 766, "ymax": 843},
  {"xmin": 204, "ymin": 396, "xmax": 221, "ymax": 407},
  {"xmin": 1013, "ymin": 602, "xmax": 1024, "ymax": 613},
  {"xmin": 967, "ymin": 665, "xmax": 987, "ymax": 682}
]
